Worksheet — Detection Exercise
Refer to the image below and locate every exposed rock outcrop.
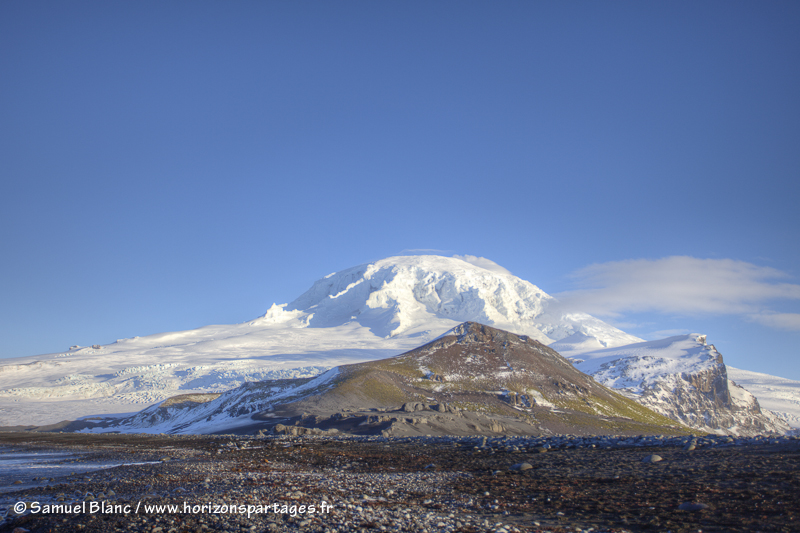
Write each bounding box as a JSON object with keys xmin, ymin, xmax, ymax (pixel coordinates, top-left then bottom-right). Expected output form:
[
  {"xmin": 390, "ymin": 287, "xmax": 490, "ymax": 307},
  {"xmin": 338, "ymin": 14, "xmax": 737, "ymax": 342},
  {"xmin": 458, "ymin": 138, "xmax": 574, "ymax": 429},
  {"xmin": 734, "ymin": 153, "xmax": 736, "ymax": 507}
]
[{"xmin": 562, "ymin": 334, "xmax": 788, "ymax": 435}]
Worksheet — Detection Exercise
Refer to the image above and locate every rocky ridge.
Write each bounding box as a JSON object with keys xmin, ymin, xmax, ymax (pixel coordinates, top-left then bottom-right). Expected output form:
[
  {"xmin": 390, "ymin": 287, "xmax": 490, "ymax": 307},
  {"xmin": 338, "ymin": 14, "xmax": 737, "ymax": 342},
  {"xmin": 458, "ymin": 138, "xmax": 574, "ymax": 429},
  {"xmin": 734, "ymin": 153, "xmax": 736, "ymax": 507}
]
[{"xmin": 555, "ymin": 334, "xmax": 788, "ymax": 436}]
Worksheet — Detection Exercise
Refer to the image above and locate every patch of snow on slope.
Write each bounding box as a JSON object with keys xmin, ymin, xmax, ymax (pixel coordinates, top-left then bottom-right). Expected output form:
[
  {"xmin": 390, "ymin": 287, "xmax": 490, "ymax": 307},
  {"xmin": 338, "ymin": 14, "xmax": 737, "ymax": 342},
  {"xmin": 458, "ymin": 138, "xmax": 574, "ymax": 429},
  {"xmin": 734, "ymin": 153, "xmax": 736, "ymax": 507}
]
[
  {"xmin": 565, "ymin": 334, "xmax": 717, "ymax": 394},
  {"xmin": 248, "ymin": 303, "xmax": 306, "ymax": 326},
  {"xmin": 90, "ymin": 368, "xmax": 342, "ymax": 435},
  {"xmin": 549, "ymin": 332, "xmax": 607, "ymax": 356}
]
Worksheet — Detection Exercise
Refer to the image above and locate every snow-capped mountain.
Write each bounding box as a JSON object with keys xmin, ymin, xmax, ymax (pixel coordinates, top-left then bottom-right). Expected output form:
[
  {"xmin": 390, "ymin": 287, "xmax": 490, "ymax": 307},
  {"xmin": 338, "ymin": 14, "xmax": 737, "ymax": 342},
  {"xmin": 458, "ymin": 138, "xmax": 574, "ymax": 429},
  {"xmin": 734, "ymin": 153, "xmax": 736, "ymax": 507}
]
[
  {"xmin": 554, "ymin": 334, "xmax": 789, "ymax": 435},
  {"xmin": 268, "ymin": 255, "xmax": 642, "ymax": 345},
  {"xmin": 0, "ymin": 255, "xmax": 640, "ymax": 427}
]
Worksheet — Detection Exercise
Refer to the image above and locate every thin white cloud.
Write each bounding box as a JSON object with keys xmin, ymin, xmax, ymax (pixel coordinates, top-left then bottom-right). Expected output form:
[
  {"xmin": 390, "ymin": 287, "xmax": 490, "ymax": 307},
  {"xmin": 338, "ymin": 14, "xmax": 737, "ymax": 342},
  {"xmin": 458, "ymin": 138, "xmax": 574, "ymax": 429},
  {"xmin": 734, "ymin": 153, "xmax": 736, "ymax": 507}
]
[
  {"xmin": 749, "ymin": 312, "xmax": 800, "ymax": 331},
  {"xmin": 452, "ymin": 255, "xmax": 513, "ymax": 276},
  {"xmin": 554, "ymin": 257, "xmax": 800, "ymax": 331},
  {"xmin": 400, "ymin": 248, "xmax": 450, "ymax": 254},
  {"xmin": 645, "ymin": 329, "xmax": 693, "ymax": 339}
]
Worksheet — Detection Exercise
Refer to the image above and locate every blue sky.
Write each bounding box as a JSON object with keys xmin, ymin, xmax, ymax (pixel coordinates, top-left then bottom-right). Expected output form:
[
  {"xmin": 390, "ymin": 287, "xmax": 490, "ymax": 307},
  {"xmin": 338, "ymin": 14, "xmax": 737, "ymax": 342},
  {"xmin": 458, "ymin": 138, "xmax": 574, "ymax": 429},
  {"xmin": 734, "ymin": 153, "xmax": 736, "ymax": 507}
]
[{"xmin": 2, "ymin": 2, "xmax": 799, "ymax": 378}]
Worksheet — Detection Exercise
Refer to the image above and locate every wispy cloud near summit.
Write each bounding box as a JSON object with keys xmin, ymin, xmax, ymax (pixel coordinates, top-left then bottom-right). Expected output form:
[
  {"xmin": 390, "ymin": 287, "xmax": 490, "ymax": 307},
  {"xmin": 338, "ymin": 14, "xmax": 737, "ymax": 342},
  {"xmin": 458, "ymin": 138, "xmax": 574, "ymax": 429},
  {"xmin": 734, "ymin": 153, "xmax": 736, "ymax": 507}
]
[
  {"xmin": 554, "ymin": 257, "xmax": 800, "ymax": 331},
  {"xmin": 452, "ymin": 255, "xmax": 513, "ymax": 276}
]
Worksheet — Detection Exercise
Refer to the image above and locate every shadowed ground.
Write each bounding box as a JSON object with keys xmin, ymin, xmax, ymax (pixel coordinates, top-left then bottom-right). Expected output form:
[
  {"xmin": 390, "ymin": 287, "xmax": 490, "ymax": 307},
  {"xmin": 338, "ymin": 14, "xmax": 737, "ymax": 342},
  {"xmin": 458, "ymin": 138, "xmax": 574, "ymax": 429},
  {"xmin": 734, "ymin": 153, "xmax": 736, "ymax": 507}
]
[{"xmin": 1, "ymin": 432, "xmax": 798, "ymax": 532}]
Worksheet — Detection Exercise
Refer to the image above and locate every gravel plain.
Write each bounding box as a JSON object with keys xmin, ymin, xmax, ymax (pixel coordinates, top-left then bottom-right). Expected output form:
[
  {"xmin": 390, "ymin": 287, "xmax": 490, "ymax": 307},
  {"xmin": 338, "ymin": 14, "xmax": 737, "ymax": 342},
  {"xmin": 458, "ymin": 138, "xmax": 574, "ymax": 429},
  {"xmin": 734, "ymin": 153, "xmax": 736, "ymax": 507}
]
[{"xmin": 1, "ymin": 432, "xmax": 799, "ymax": 533}]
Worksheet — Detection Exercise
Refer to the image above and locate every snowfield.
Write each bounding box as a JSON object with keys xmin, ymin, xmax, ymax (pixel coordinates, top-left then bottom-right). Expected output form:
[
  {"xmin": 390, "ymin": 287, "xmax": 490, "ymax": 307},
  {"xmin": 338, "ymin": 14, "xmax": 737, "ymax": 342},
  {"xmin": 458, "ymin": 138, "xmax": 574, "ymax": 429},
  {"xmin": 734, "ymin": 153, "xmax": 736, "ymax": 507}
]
[
  {"xmin": 555, "ymin": 334, "xmax": 719, "ymax": 395},
  {"xmin": 0, "ymin": 323, "xmax": 400, "ymax": 426}
]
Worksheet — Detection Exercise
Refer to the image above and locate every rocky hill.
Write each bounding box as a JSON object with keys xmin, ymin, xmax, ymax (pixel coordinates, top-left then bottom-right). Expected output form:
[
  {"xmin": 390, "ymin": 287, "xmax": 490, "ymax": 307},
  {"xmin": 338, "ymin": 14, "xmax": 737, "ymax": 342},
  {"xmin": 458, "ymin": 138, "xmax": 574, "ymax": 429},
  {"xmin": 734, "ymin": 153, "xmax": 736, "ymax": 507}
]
[{"xmin": 75, "ymin": 323, "xmax": 687, "ymax": 436}]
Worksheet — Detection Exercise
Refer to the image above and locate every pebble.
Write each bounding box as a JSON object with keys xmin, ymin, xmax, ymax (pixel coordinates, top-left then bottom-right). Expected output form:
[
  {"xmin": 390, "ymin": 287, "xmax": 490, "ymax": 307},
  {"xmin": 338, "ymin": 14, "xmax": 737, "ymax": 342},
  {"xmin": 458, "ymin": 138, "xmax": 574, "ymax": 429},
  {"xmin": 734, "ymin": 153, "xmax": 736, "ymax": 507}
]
[
  {"xmin": 678, "ymin": 502, "xmax": 709, "ymax": 511},
  {"xmin": 2, "ymin": 432, "xmax": 798, "ymax": 533}
]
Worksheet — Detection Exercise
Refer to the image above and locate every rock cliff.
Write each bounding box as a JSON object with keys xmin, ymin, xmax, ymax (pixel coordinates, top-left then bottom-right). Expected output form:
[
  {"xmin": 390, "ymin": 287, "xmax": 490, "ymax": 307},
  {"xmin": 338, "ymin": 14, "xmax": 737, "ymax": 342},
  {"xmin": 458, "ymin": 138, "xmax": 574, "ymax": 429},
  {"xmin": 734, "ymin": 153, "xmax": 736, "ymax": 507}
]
[{"xmin": 557, "ymin": 334, "xmax": 788, "ymax": 435}]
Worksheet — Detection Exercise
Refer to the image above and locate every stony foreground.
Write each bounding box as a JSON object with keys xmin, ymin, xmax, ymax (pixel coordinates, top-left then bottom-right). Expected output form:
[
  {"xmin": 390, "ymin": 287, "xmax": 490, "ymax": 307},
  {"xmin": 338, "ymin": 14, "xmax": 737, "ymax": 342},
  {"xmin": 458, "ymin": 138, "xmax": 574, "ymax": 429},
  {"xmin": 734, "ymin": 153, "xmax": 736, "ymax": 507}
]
[{"xmin": 1, "ymin": 432, "xmax": 799, "ymax": 533}]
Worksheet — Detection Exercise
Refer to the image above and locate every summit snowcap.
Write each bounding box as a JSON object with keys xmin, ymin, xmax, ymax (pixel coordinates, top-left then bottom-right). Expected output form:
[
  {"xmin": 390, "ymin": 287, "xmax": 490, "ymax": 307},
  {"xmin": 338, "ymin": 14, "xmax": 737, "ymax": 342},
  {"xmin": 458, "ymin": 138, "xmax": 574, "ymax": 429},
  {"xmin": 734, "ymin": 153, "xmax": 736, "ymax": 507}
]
[{"xmin": 262, "ymin": 255, "xmax": 642, "ymax": 348}]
